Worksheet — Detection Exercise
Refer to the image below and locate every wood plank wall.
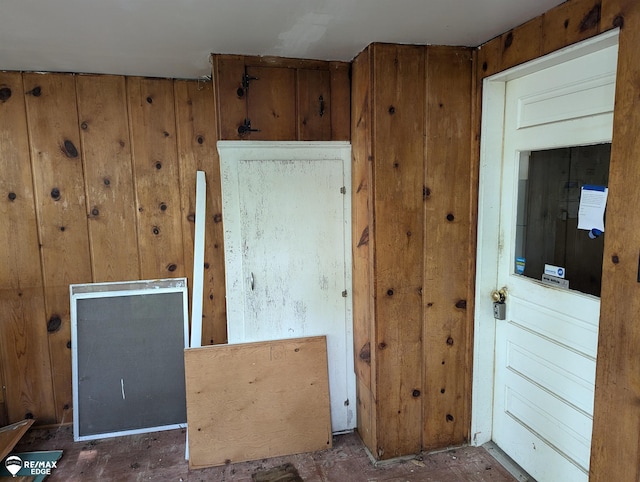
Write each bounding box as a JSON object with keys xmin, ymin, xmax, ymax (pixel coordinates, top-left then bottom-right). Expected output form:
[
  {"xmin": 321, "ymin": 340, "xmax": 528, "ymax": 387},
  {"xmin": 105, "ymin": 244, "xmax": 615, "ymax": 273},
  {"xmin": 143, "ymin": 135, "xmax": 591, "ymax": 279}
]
[
  {"xmin": 475, "ymin": 0, "xmax": 640, "ymax": 479},
  {"xmin": 351, "ymin": 44, "xmax": 473, "ymax": 459},
  {"xmin": 0, "ymin": 73, "xmax": 227, "ymax": 425}
]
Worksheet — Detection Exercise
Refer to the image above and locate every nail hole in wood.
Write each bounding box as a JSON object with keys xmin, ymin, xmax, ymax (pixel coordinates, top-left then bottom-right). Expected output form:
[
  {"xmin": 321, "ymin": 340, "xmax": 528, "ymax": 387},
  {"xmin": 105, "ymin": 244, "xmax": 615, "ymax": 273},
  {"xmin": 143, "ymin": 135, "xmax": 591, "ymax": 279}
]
[
  {"xmin": 447, "ymin": 337, "xmax": 454, "ymax": 346},
  {"xmin": 28, "ymin": 86, "xmax": 41, "ymax": 97},
  {"xmin": 440, "ymin": 388, "xmax": 446, "ymax": 394},
  {"xmin": 91, "ymin": 208, "xmax": 99, "ymax": 216},
  {"xmin": 104, "ymin": 178, "xmax": 110, "ymax": 186},
  {"xmin": 446, "ymin": 213, "xmax": 455, "ymax": 222},
  {"xmin": 612, "ymin": 255, "xmax": 620, "ymax": 264},
  {"xmin": 387, "ymin": 289, "xmax": 394, "ymax": 296},
  {"xmin": 152, "ymin": 226, "xmax": 160, "ymax": 235},
  {"xmin": 51, "ymin": 188, "xmax": 61, "ymax": 200},
  {"xmin": 146, "ymin": 96, "xmax": 153, "ymax": 104},
  {"xmin": 482, "ymin": 62, "xmax": 488, "ymax": 72},
  {"xmin": 81, "ymin": 121, "xmax": 88, "ymax": 130},
  {"xmin": 60, "ymin": 226, "xmax": 65, "ymax": 232},
  {"xmin": 160, "ymin": 203, "xmax": 167, "ymax": 211},
  {"xmin": 8, "ymin": 192, "xmax": 16, "ymax": 201},
  {"xmin": 197, "ymin": 135, "xmax": 204, "ymax": 144},
  {"xmin": 412, "ymin": 390, "xmax": 421, "ymax": 398},
  {"xmin": 446, "ymin": 414, "xmax": 454, "ymax": 422},
  {"xmin": 388, "ymin": 105, "xmax": 395, "ymax": 115},
  {"xmin": 155, "ymin": 162, "xmax": 162, "ymax": 169},
  {"xmin": 163, "ymin": 131, "xmax": 170, "ymax": 137}
]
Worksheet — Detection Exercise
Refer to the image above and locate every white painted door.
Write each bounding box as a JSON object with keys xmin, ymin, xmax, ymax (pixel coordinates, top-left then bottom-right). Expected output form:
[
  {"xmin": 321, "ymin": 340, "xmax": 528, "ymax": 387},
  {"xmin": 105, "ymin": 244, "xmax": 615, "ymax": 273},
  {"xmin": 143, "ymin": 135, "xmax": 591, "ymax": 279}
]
[
  {"xmin": 219, "ymin": 141, "xmax": 356, "ymax": 433},
  {"xmin": 490, "ymin": 44, "xmax": 618, "ymax": 481}
]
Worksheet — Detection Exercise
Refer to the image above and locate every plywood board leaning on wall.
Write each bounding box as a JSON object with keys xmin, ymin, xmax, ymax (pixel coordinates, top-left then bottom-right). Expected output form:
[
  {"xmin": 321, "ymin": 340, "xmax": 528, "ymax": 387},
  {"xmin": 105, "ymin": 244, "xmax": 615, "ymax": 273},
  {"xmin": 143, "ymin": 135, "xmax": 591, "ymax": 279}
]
[{"xmin": 184, "ymin": 336, "xmax": 332, "ymax": 469}]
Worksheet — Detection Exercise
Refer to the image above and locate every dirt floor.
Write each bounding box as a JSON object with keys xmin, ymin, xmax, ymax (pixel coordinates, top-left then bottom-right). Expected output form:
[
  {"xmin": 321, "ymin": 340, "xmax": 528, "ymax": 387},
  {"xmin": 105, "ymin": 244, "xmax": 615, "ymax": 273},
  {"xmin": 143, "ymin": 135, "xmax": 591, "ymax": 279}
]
[{"xmin": 11, "ymin": 426, "xmax": 519, "ymax": 481}]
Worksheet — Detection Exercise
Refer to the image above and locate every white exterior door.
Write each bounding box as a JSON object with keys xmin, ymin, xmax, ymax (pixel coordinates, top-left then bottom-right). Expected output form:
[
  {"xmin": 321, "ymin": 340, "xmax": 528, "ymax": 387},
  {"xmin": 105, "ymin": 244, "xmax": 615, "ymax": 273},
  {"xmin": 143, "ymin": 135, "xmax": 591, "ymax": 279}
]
[
  {"xmin": 218, "ymin": 141, "xmax": 356, "ymax": 433},
  {"xmin": 474, "ymin": 33, "xmax": 618, "ymax": 482}
]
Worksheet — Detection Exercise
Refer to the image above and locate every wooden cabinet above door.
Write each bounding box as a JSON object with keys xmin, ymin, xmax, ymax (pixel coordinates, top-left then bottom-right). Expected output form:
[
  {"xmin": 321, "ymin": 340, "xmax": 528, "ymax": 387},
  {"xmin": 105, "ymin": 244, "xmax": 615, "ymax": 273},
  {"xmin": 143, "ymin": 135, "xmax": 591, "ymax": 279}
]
[{"xmin": 211, "ymin": 54, "xmax": 350, "ymax": 141}]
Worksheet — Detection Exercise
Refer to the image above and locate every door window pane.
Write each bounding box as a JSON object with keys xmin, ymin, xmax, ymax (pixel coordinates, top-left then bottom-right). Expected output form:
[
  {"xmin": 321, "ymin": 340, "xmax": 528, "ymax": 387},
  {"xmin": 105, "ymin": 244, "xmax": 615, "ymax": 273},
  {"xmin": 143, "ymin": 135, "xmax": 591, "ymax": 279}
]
[{"xmin": 515, "ymin": 143, "xmax": 611, "ymax": 296}]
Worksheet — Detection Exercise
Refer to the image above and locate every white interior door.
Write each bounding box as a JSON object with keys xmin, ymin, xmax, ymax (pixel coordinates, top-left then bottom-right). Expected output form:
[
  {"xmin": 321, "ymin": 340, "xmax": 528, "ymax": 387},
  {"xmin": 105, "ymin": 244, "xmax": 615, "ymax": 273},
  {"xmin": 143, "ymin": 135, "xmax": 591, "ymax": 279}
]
[
  {"xmin": 219, "ymin": 141, "xmax": 355, "ymax": 433},
  {"xmin": 490, "ymin": 43, "xmax": 618, "ymax": 481}
]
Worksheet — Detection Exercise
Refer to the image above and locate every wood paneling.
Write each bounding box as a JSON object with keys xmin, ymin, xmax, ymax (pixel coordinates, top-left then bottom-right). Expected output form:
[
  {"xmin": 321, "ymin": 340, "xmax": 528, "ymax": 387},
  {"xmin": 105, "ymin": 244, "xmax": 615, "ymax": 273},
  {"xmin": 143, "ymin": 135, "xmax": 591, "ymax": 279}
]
[
  {"xmin": 330, "ymin": 62, "xmax": 351, "ymax": 141},
  {"xmin": 542, "ymin": 0, "xmax": 603, "ymax": 55},
  {"xmin": 422, "ymin": 46, "xmax": 473, "ymax": 450},
  {"xmin": 0, "ymin": 74, "xmax": 224, "ymax": 425},
  {"xmin": 212, "ymin": 54, "xmax": 350, "ymax": 142},
  {"xmin": 0, "ymin": 72, "xmax": 52, "ymax": 425},
  {"xmin": 351, "ymin": 46, "xmax": 375, "ymax": 451},
  {"xmin": 184, "ymin": 336, "xmax": 331, "ymax": 468},
  {"xmin": 372, "ymin": 43, "xmax": 425, "ymax": 458},
  {"xmin": 24, "ymin": 73, "xmax": 92, "ymax": 424},
  {"xmin": 76, "ymin": 75, "xmax": 140, "ymax": 282},
  {"xmin": 127, "ymin": 77, "xmax": 185, "ymax": 280},
  {"xmin": 174, "ymin": 80, "xmax": 227, "ymax": 345},
  {"xmin": 591, "ymin": 1, "xmax": 640, "ymax": 480},
  {"xmin": 297, "ymin": 69, "xmax": 331, "ymax": 140}
]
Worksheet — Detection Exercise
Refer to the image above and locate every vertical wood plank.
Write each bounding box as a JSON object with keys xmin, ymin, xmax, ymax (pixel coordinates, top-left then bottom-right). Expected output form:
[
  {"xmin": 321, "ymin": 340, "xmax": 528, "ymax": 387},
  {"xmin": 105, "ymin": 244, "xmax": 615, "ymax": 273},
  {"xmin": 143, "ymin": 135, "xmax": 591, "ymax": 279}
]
[
  {"xmin": 0, "ymin": 72, "xmax": 55, "ymax": 424},
  {"xmin": 330, "ymin": 62, "xmax": 351, "ymax": 141},
  {"xmin": 591, "ymin": 1, "xmax": 640, "ymax": 480},
  {"xmin": 372, "ymin": 43, "xmax": 424, "ymax": 459},
  {"xmin": 24, "ymin": 73, "xmax": 92, "ymax": 423},
  {"xmin": 542, "ymin": 0, "xmax": 603, "ymax": 55},
  {"xmin": 423, "ymin": 46, "xmax": 474, "ymax": 450},
  {"xmin": 174, "ymin": 79, "xmax": 228, "ymax": 346},
  {"xmin": 76, "ymin": 74, "xmax": 140, "ymax": 282},
  {"xmin": 297, "ymin": 69, "xmax": 331, "ymax": 141},
  {"xmin": 127, "ymin": 77, "xmax": 185, "ymax": 280},
  {"xmin": 350, "ymin": 46, "xmax": 376, "ymax": 452},
  {"xmin": 245, "ymin": 66, "xmax": 296, "ymax": 140},
  {"xmin": 212, "ymin": 55, "xmax": 247, "ymax": 140}
]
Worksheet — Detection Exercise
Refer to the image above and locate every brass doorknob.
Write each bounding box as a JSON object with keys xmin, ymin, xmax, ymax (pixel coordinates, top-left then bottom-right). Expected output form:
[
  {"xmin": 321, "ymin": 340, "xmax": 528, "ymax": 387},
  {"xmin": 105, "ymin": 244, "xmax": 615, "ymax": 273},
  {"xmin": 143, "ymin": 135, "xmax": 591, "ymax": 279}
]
[{"xmin": 491, "ymin": 288, "xmax": 507, "ymax": 302}]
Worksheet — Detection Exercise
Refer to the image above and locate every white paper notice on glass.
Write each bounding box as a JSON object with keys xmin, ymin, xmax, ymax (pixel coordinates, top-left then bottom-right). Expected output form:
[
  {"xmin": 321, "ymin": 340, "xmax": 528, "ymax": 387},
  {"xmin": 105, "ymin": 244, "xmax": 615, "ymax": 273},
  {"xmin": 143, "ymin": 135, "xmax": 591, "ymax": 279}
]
[{"xmin": 578, "ymin": 185, "xmax": 608, "ymax": 231}]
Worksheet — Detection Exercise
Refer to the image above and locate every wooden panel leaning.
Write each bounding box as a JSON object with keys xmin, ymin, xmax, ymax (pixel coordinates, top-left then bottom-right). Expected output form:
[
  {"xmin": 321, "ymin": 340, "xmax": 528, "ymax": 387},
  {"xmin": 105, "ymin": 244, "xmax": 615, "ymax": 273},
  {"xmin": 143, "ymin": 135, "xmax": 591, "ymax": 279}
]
[{"xmin": 184, "ymin": 336, "xmax": 332, "ymax": 469}]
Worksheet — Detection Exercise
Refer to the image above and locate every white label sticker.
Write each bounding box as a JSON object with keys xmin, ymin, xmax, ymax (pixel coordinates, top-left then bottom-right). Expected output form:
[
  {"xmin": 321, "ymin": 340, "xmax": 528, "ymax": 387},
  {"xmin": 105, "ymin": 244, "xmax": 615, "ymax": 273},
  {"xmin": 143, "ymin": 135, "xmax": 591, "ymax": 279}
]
[{"xmin": 544, "ymin": 264, "xmax": 565, "ymax": 279}]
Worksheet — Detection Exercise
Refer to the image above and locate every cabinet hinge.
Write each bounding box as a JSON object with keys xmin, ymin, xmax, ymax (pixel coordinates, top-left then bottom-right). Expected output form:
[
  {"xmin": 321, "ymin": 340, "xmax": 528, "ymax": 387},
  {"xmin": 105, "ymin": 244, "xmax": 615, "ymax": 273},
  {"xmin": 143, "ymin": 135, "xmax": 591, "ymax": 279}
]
[
  {"xmin": 340, "ymin": 186, "xmax": 346, "ymax": 194},
  {"xmin": 342, "ymin": 290, "xmax": 348, "ymax": 297}
]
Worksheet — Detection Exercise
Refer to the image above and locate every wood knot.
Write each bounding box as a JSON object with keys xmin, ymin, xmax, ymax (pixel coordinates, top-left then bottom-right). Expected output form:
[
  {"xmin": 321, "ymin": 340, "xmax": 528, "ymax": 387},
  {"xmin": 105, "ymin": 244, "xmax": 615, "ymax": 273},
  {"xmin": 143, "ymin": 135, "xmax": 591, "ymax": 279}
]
[
  {"xmin": 446, "ymin": 337, "xmax": 454, "ymax": 346},
  {"xmin": 213, "ymin": 213, "xmax": 222, "ymax": 223},
  {"xmin": 146, "ymin": 96, "xmax": 153, "ymax": 104},
  {"xmin": 423, "ymin": 186, "xmax": 431, "ymax": 199},
  {"xmin": 455, "ymin": 299, "xmax": 467, "ymax": 309},
  {"xmin": 359, "ymin": 343, "xmax": 371, "ymax": 364},
  {"xmin": 62, "ymin": 139, "xmax": 79, "ymax": 158},
  {"xmin": 187, "ymin": 213, "xmax": 196, "ymax": 222},
  {"xmin": 388, "ymin": 105, "xmax": 396, "ymax": 115},
  {"xmin": 47, "ymin": 315, "xmax": 62, "ymax": 333},
  {"xmin": 167, "ymin": 263, "xmax": 177, "ymax": 272},
  {"xmin": 564, "ymin": 19, "xmax": 570, "ymax": 28},
  {"xmin": 613, "ymin": 15, "xmax": 624, "ymax": 29},
  {"xmin": 204, "ymin": 262, "xmax": 210, "ymax": 269},
  {"xmin": 28, "ymin": 86, "xmax": 41, "ymax": 97},
  {"xmin": 482, "ymin": 61, "xmax": 488, "ymax": 72},
  {"xmin": 378, "ymin": 342, "xmax": 387, "ymax": 350},
  {"xmin": 612, "ymin": 255, "xmax": 619, "ymax": 264},
  {"xmin": 0, "ymin": 87, "xmax": 12, "ymax": 103},
  {"xmin": 236, "ymin": 87, "xmax": 245, "ymax": 97},
  {"xmin": 163, "ymin": 131, "xmax": 170, "ymax": 137},
  {"xmin": 357, "ymin": 226, "xmax": 369, "ymax": 247},
  {"xmin": 67, "ymin": 341, "xmax": 71, "ymax": 349},
  {"xmin": 579, "ymin": 4, "xmax": 601, "ymax": 32},
  {"xmin": 25, "ymin": 412, "xmax": 34, "ymax": 420},
  {"xmin": 446, "ymin": 414, "xmax": 454, "ymax": 422},
  {"xmin": 504, "ymin": 32, "xmax": 513, "ymax": 49}
]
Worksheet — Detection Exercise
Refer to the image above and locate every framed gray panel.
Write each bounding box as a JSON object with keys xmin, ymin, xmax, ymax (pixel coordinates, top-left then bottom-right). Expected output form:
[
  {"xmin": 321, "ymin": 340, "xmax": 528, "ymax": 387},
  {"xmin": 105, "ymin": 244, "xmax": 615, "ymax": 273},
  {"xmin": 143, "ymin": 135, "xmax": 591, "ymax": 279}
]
[{"xmin": 70, "ymin": 278, "xmax": 189, "ymax": 441}]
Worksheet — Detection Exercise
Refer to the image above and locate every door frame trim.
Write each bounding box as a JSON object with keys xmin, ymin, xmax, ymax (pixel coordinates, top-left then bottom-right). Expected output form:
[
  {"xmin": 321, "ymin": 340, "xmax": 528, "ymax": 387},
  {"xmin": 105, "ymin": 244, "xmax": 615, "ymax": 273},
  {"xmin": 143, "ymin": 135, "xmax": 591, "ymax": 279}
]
[{"xmin": 471, "ymin": 29, "xmax": 619, "ymax": 447}]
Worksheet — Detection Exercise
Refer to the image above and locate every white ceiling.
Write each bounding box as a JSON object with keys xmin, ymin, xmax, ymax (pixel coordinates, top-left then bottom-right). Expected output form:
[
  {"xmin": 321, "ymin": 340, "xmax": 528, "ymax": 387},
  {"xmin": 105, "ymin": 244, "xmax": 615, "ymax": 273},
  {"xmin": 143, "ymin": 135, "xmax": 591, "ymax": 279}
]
[{"xmin": 0, "ymin": 0, "xmax": 565, "ymax": 79}]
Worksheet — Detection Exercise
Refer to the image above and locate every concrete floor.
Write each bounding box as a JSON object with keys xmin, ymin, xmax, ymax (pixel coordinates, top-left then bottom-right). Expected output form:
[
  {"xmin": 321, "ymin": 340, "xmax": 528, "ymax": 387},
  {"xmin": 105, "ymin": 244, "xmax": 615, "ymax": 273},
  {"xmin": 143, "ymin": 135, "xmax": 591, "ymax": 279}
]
[{"xmin": 13, "ymin": 426, "xmax": 519, "ymax": 481}]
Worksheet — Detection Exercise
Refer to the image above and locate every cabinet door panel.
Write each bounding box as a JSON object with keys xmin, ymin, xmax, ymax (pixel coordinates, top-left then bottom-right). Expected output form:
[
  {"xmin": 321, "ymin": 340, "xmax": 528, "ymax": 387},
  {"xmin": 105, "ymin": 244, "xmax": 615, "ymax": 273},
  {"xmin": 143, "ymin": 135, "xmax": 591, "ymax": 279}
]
[
  {"xmin": 298, "ymin": 69, "xmax": 331, "ymax": 141},
  {"xmin": 245, "ymin": 66, "xmax": 296, "ymax": 140}
]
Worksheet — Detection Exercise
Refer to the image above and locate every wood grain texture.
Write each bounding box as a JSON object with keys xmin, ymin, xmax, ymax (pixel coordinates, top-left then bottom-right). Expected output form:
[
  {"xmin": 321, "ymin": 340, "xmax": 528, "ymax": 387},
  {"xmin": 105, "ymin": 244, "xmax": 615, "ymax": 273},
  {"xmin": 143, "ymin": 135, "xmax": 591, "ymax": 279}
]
[
  {"xmin": 76, "ymin": 74, "xmax": 140, "ymax": 282},
  {"xmin": 422, "ymin": 46, "xmax": 473, "ymax": 450},
  {"xmin": 184, "ymin": 336, "xmax": 332, "ymax": 469},
  {"xmin": 24, "ymin": 73, "xmax": 91, "ymax": 424},
  {"xmin": 127, "ymin": 77, "xmax": 185, "ymax": 280},
  {"xmin": 330, "ymin": 62, "xmax": 351, "ymax": 141},
  {"xmin": 371, "ymin": 43, "xmax": 424, "ymax": 459},
  {"xmin": 542, "ymin": 0, "xmax": 603, "ymax": 55},
  {"xmin": 591, "ymin": 1, "xmax": 640, "ymax": 480},
  {"xmin": 212, "ymin": 55, "xmax": 246, "ymax": 140},
  {"xmin": 0, "ymin": 419, "xmax": 34, "ymax": 462},
  {"xmin": 297, "ymin": 69, "xmax": 331, "ymax": 140},
  {"xmin": 245, "ymin": 66, "xmax": 296, "ymax": 140},
  {"xmin": 174, "ymin": 79, "xmax": 228, "ymax": 345},
  {"xmin": 350, "ymin": 46, "xmax": 375, "ymax": 452}
]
